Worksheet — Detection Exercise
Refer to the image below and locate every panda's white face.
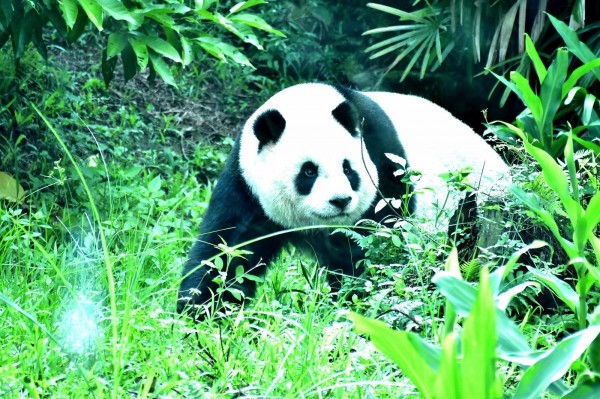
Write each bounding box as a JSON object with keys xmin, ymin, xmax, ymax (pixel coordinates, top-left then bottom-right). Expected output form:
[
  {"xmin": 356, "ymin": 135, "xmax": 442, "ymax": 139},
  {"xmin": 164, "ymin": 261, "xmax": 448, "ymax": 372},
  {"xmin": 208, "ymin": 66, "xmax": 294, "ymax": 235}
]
[{"xmin": 239, "ymin": 84, "xmax": 379, "ymax": 228}]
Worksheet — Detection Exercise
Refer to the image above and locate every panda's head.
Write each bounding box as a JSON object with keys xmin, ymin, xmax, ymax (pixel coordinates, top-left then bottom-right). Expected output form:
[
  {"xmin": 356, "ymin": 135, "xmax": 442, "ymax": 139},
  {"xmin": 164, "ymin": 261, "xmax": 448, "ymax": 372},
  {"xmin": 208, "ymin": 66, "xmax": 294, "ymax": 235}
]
[{"xmin": 239, "ymin": 84, "xmax": 379, "ymax": 228}]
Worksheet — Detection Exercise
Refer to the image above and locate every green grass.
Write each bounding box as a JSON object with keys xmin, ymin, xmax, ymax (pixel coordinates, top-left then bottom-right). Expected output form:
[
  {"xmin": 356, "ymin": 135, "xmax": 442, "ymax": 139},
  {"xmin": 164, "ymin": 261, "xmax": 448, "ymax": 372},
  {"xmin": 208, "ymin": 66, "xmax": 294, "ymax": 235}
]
[{"xmin": 0, "ymin": 174, "xmax": 419, "ymax": 397}]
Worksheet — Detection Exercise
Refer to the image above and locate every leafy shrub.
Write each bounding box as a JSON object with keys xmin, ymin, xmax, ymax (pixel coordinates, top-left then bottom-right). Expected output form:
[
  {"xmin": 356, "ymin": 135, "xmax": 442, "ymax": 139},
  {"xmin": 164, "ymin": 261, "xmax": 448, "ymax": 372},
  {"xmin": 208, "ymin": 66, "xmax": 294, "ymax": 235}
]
[
  {"xmin": 363, "ymin": 1, "xmax": 589, "ymax": 80},
  {"xmin": 0, "ymin": 0, "xmax": 284, "ymax": 86}
]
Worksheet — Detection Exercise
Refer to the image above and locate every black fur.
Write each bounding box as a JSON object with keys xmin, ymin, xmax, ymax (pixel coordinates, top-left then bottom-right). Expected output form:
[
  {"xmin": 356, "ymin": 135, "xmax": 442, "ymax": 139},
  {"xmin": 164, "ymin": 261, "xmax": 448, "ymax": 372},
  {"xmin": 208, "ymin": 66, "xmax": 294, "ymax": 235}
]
[
  {"xmin": 295, "ymin": 161, "xmax": 319, "ymax": 195},
  {"xmin": 343, "ymin": 159, "xmax": 360, "ymax": 191},
  {"xmin": 254, "ymin": 109, "xmax": 286, "ymax": 151},
  {"xmin": 332, "ymin": 101, "xmax": 360, "ymax": 137},
  {"xmin": 333, "ymin": 85, "xmax": 416, "ymax": 219},
  {"xmin": 177, "ymin": 141, "xmax": 362, "ymax": 314},
  {"xmin": 178, "ymin": 85, "xmax": 416, "ymax": 316}
]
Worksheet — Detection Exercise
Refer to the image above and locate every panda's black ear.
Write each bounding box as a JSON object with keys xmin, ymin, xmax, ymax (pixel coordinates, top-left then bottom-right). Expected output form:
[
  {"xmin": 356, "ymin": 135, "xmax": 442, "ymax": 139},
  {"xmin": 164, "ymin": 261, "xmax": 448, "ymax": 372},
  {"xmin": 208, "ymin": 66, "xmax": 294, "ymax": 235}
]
[
  {"xmin": 332, "ymin": 101, "xmax": 360, "ymax": 137},
  {"xmin": 253, "ymin": 109, "xmax": 286, "ymax": 149}
]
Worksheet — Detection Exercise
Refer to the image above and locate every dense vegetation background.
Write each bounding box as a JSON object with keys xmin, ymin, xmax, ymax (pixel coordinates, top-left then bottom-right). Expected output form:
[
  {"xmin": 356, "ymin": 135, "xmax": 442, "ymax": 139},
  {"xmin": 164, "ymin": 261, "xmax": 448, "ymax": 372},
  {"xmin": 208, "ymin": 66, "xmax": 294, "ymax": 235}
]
[{"xmin": 1, "ymin": 0, "xmax": 599, "ymax": 398}]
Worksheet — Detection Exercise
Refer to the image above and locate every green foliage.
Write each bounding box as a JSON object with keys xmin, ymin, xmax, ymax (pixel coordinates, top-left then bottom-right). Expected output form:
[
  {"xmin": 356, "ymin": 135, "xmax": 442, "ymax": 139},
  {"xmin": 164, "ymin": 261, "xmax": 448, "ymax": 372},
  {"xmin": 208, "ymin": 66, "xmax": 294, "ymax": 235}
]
[
  {"xmin": 363, "ymin": 1, "xmax": 588, "ymax": 80},
  {"xmin": 353, "ymin": 245, "xmax": 600, "ymax": 398},
  {"xmin": 0, "ymin": 0, "xmax": 284, "ymax": 86},
  {"xmin": 489, "ymin": 16, "xmax": 600, "ymax": 159},
  {"xmin": 489, "ymin": 17, "xmax": 600, "ymax": 330}
]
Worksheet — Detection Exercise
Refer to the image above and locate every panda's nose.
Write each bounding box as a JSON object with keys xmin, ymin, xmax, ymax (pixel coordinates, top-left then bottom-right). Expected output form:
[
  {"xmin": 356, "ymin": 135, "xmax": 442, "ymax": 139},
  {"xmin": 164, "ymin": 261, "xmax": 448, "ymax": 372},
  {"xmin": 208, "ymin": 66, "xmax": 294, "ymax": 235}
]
[{"xmin": 330, "ymin": 196, "xmax": 351, "ymax": 210}]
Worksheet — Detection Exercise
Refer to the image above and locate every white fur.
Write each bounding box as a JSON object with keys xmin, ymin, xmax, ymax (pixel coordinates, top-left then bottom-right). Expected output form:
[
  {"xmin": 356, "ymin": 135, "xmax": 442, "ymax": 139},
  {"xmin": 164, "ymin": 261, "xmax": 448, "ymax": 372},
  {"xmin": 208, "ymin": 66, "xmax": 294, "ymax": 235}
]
[
  {"xmin": 239, "ymin": 84, "xmax": 379, "ymax": 228},
  {"xmin": 364, "ymin": 92, "xmax": 510, "ymax": 227},
  {"xmin": 238, "ymin": 83, "xmax": 510, "ymax": 231}
]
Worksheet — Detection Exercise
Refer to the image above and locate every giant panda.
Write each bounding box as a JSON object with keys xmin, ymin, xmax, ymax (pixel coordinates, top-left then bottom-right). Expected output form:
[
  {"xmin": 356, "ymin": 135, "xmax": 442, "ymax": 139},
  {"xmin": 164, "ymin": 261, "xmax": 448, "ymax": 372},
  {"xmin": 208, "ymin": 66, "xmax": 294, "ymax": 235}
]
[{"xmin": 177, "ymin": 83, "xmax": 510, "ymax": 314}]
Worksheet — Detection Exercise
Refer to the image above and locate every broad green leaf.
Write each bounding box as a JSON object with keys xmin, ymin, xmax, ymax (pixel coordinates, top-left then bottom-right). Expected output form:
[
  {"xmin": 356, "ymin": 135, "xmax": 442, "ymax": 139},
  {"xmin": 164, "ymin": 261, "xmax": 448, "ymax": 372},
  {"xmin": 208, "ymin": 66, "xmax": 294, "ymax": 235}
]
[
  {"xmin": 96, "ymin": 0, "xmax": 140, "ymax": 26},
  {"xmin": 59, "ymin": 0, "xmax": 79, "ymax": 29},
  {"xmin": 195, "ymin": 0, "xmax": 216, "ymax": 11},
  {"xmin": 443, "ymin": 247, "xmax": 459, "ymax": 338},
  {"xmin": 549, "ymin": 15, "xmax": 600, "ymax": 80},
  {"xmin": 490, "ymin": 240, "xmax": 547, "ymax": 291},
  {"xmin": 497, "ymin": 281, "xmax": 539, "ymax": 311},
  {"xmin": 129, "ymin": 38, "xmax": 149, "ymax": 70},
  {"xmin": 564, "ymin": 131, "xmax": 579, "ymax": 205},
  {"xmin": 140, "ymin": 35, "xmax": 181, "ymax": 63},
  {"xmin": 349, "ymin": 312, "xmax": 440, "ymax": 397},
  {"xmin": 229, "ymin": 0, "xmax": 265, "ymax": 14},
  {"xmin": 562, "ymin": 58, "xmax": 600, "ymax": 97},
  {"xmin": 106, "ymin": 32, "xmax": 128, "ymax": 59},
  {"xmin": 562, "ymin": 380, "xmax": 600, "ymax": 399},
  {"xmin": 581, "ymin": 93, "xmax": 597, "ymax": 125},
  {"xmin": 149, "ymin": 53, "xmax": 177, "ymax": 87},
  {"xmin": 525, "ymin": 33, "xmax": 546, "ymax": 83},
  {"xmin": 572, "ymin": 132, "xmax": 600, "ymax": 155},
  {"xmin": 510, "ymin": 185, "xmax": 578, "ymax": 258},
  {"xmin": 574, "ymin": 191, "xmax": 600, "ymax": 253},
  {"xmin": 539, "ymin": 49, "xmax": 568, "ymax": 147},
  {"xmin": 434, "ymin": 333, "xmax": 460, "ymax": 399},
  {"xmin": 433, "ymin": 272, "xmax": 530, "ymax": 356},
  {"xmin": 462, "ymin": 268, "xmax": 500, "ymax": 399},
  {"xmin": 513, "ymin": 326, "xmax": 600, "ymax": 399},
  {"xmin": 520, "ymin": 138, "xmax": 580, "ymax": 227},
  {"xmin": 510, "ymin": 71, "xmax": 543, "ymax": 124},
  {"xmin": 180, "ymin": 35, "xmax": 192, "ymax": 66},
  {"xmin": 229, "ymin": 13, "xmax": 285, "ymax": 37},
  {"xmin": 527, "ymin": 267, "xmax": 579, "ymax": 314},
  {"xmin": 77, "ymin": 0, "xmax": 103, "ymax": 31},
  {"xmin": 0, "ymin": 171, "xmax": 25, "ymax": 202}
]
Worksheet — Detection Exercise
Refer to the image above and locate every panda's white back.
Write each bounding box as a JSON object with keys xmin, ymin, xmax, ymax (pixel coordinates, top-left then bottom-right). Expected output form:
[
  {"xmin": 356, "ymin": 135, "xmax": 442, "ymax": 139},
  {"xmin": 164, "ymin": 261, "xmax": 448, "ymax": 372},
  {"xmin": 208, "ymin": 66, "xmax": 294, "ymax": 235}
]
[{"xmin": 365, "ymin": 92, "xmax": 510, "ymax": 225}]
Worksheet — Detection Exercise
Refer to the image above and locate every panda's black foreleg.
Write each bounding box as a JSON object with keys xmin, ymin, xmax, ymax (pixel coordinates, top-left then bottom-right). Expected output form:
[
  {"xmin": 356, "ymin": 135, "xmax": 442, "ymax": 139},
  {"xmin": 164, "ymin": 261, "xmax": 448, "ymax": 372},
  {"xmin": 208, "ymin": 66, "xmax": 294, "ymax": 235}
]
[
  {"xmin": 177, "ymin": 223, "xmax": 284, "ymax": 315},
  {"xmin": 177, "ymin": 149, "xmax": 286, "ymax": 316},
  {"xmin": 307, "ymin": 231, "xmax": 365, "ymax": 294}
]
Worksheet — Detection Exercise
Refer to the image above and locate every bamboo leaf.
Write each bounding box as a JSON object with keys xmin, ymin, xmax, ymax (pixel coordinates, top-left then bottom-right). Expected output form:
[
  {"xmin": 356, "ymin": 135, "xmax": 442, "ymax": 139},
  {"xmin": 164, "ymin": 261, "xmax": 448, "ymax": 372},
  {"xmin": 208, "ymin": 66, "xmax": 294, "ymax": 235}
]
[
  {"xmin": 513, "ymin": 326, "xmax": 600, "ymax": 399},
  {"xmin": 527, "ymin": 267, "xmax": 579, "ymax": 314},
  {"xmin": 510, "ymin": 71, "xmax": 543, "ymax": 124},
  {"xmin": 433, "ymin": 272, "xmax": 531, "ymax": 356},
  {"xmin": 349, "ymin": 312, "xmax": 440, "ymax": 397},
  {"xmin": 434, "ymin": 333, "xmax": 461, "ymax": 399},
  {"xmin": 524, "ymin": 33, "xmax": 546, "ymax": 82},
  {"xmin": 229, "ymin": 0, "xmax": 265, "ymax": 14},
  {"xmin": 462, "ymin": 268, "xmax": 500, "ymax": 399},
  {"xmin": 562, "ymin": 58, "xmax": 600, "ymax": 97},
  {"xmin": 549, "ymin": 15, "xmax": 600, "ymax": 80},
  {"xmin": 539, "ymin": 49, "xmax": 568, "ymax": 146}
]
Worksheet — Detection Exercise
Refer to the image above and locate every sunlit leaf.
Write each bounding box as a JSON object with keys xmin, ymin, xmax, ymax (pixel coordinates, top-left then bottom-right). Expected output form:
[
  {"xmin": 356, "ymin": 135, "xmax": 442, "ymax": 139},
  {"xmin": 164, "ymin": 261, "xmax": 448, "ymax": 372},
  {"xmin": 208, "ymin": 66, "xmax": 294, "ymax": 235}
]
[
  {"xmin": 140, "ymin": 35, "xmax": 181, "ymax": 63},
  {"xmin": 77, "ymin": 0, "xmax": 103, "ymax": 31},
  {"xmin": 106, "ymin": 32, "xmax": 128, "ymax": 59},
  {"xmin": 149, "ymin": 53, "xmax": 177, "ymax": 87},
  {"xmin": 0, "ymin": 172, "xmax": 25, "ymax": 202},
  {"xmin": 59, "ymin": 0, "xmax": 79, "ymax": 29},
  {"xmin": 229, "ymin": 0, "xmax": 266, "ymax": 14},
  {"xmin": 462, "ymin": 268, "xmax": 500, "ymax": 399}
]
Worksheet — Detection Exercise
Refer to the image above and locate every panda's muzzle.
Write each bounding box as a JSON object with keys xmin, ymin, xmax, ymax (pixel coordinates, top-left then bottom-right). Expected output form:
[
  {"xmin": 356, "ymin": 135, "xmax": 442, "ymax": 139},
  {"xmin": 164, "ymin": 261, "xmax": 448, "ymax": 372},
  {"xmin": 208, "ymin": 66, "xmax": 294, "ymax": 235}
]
[{"xmin": 329, "ymin": 195, "xmax": 352, "ymax": 211}]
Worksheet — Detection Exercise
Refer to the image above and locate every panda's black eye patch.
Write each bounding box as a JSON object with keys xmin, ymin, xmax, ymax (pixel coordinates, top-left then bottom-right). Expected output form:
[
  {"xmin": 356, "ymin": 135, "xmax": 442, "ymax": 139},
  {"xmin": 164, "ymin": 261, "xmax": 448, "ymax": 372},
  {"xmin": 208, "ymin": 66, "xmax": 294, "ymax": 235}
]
[
  {"xmin": 343, "ymin": 159, "xmax": 360, "ymax": 191},
  {"xmin": 295, "ymin": 161, "xmax": 319, "ymax": 195}
]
